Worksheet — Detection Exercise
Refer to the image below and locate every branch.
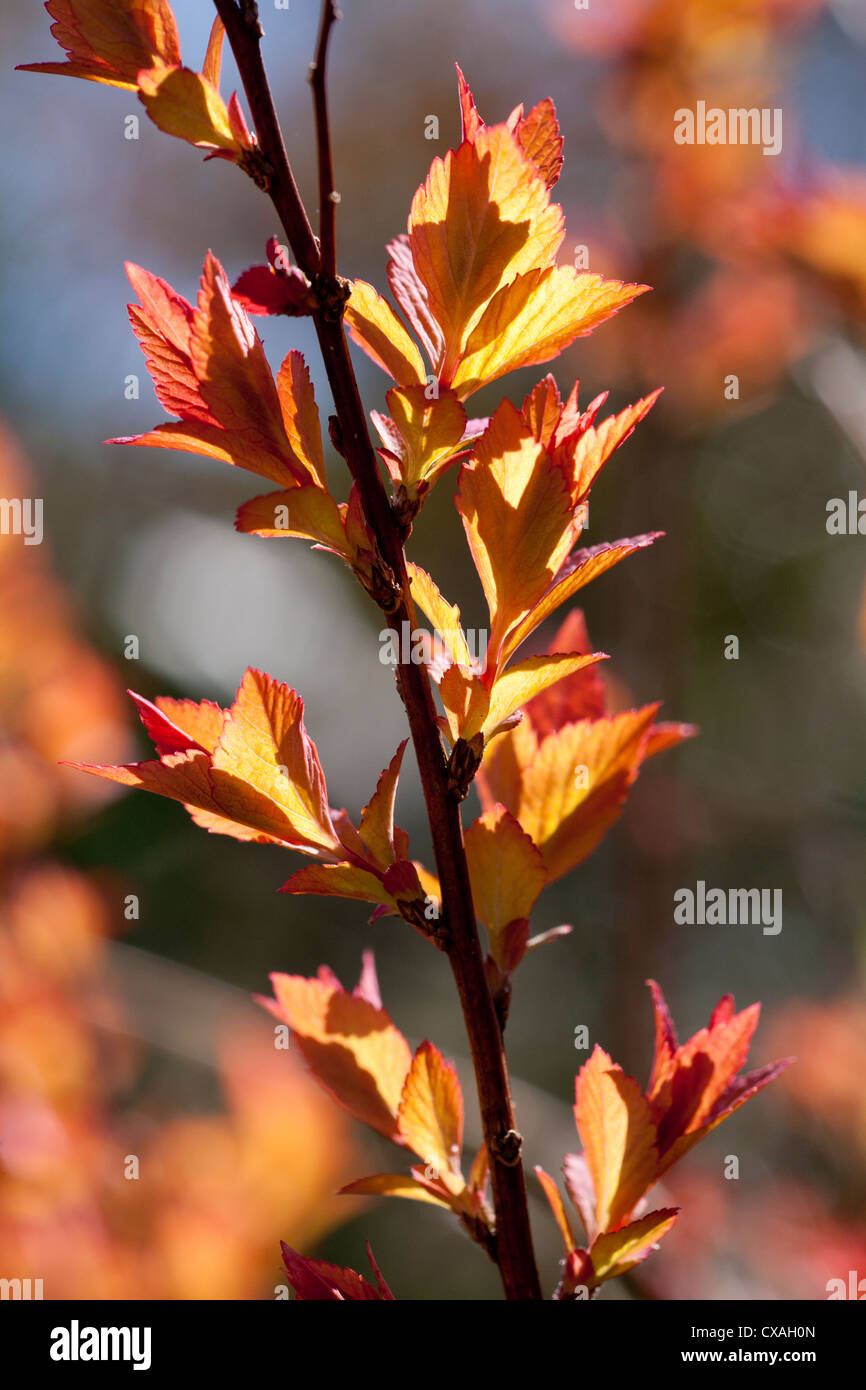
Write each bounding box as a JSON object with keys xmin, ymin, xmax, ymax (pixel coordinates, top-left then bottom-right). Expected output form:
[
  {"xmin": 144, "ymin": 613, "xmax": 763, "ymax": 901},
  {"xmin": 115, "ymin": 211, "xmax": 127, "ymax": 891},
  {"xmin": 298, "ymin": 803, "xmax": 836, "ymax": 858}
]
[
  {"xmin": 213, "ymin": 0, "xmax": 320, "ymax": 277},
  {"xmin": 214, "ymin": 0, "xmax": 542, "ymax": 1301},
  {"xmin": 310, "ymin": 0, "xmax": 340, "ymax": 280}
]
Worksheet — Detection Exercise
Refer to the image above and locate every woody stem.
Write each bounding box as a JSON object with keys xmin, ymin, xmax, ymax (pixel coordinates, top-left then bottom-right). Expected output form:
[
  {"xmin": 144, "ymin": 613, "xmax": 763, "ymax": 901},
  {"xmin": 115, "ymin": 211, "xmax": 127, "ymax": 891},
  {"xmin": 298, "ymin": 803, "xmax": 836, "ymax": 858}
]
[{"xmin": 215, "ymin": 0, "xmax": 542, "ymax": 1300}]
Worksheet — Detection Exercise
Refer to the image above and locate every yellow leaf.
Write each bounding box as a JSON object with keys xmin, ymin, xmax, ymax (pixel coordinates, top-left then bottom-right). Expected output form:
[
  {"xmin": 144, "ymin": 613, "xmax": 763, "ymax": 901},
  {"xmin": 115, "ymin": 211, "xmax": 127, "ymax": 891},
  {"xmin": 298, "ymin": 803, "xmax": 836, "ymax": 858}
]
[
  {"xmin": 397, "ymin": 1041, "xmax": 464, "ymax": 1182},
  {"xmin": 588, "ymin": 1208, "xmax": 678, "ymax": 1286},
  {"xmin": 382, "ymin": 385, "xmax": 467, "ymax": 489},
  {"xmin": 437, "ymin": 663, "xmax": 490, "ymax": 743},
  {"xmin": 138, "ymin": 66, "xmax": 240, "ymax": 151},
  {"xmin": 483, "ymin": 652, "xmax": 607, "ymax": 741},
  {"xmin": 452, "ymin": 267, "xmax": 649, "ymax": 399},
  {"xmin": 500, "ymin": 535, "xmax": 661, "ymax": 667},
  {"xmin": 406, "ymin": 563, "xmax": 474, "ymax": 669},
  {"xmin": 345, "ymin": 280, "xmax": 426, "ymax": 385}
]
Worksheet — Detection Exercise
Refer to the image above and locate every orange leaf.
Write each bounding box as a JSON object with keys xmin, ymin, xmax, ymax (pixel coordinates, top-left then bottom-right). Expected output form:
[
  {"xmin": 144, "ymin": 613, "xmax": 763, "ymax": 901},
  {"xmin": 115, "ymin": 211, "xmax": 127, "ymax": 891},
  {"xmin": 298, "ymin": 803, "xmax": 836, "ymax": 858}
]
[
  {"xmin": 503, "ymin": 705, "xmax": 662, "ymax": 881},
  {"xmin": 358, "ymin": 742, "xmax": 408, "ymax": 870},
  {"xmin": 396, "ymin": 1041, "xmax": 464, "ymax": 1184},
  {"xmin": 509, "ymin": 98, "xmax": 563, "ymax": 189},
  {"xmin": 19, "ymin": 0, "xmax": 181, "ymax": 90},
  {"xmin": 112, "ymin": 256, "xmax": 309, "ymax": 489},
  {"xmin": 456, "ymin": 400, "xmax": 577, "ymax": 670},
  {"xmin": 567, "ymin": 391, "xmax": 662, "ymax": 505},
  {"xmin": 235, "ymin": 486, "xmax": 350, "ymax": 559},
  {"xmin": 409, "ymin": 125, "xmax": 563, "ymax": 384},
  {"xmin": 385, "ymin": 235, "xmax": 444, "ymax": 369},
  {"xmin": 276, "ymin": 351, "xmax": 327, "ymax": 489},
  {"xmin": 338, "ymin": 1174, "xmax": 452, "ymax": 1209},
  {"xmin": 535, "ymin": 1166, "xmax": 576, "ymax": 1254},
  {"xmin": 264, "ymin": 967, "xmax": 412, "ymax": 1143},
  {"xmin": 574, "ymin": 1045, "xmax": 658, "ymax": 1233},
  {"xmin": 344, "ymin": 279, "xmax": 426, "ymax": 385},
  {"xmin": 279, "ymin": 863, "xmax": 398, "ymax": 911},
  {"xmin": 464, "ymin": 807, "xmax": 547, "ymax": 951},
  {"xmin": 201, "ymin": 15, "xmax": 224, "ymax": 88},
  {"xmin": 73, "ymin": 670, "xmax": 343, "ymax": 857}
]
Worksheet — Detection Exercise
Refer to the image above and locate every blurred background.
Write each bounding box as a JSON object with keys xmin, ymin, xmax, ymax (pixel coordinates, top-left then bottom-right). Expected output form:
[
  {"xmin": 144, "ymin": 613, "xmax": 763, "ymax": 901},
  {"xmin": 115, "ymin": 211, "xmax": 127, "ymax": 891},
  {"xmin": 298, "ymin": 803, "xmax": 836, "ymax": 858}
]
[{"xmin": 1, "ymin": 0, "xmax": 865, "ymax": 1299}]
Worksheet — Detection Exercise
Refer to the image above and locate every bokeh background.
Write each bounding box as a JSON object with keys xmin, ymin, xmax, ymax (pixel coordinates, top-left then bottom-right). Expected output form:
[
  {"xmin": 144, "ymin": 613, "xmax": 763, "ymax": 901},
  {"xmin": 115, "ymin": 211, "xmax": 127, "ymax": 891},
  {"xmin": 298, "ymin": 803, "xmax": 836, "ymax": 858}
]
[{"xmin": 2, "ymin": 0, "xmax": 866, "ymax": 1299}]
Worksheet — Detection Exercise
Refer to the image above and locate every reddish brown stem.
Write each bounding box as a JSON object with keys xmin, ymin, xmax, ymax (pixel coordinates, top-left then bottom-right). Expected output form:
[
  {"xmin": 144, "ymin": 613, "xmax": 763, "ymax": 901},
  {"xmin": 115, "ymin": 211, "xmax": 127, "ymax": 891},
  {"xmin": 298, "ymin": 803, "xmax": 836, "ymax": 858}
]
[
  {"xmin": 310, "ymin": 0, "xmax": 340, "ymax": 280},
  {"xmin": 214, "ymin": 0, "xmax": 542, "ymax": 1301}
]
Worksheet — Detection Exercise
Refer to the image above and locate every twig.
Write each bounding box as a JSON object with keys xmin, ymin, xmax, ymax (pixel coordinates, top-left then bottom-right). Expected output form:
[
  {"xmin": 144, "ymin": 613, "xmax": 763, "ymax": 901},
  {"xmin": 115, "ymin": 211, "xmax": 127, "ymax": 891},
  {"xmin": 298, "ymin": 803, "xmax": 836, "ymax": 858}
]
[
  {"xmin": 213, "ymin": 0, "xmax": 542, "ymax": 1301},
  {"xmin": 310, "ymin": 0, "xmax": 340, "ymax": 280}
]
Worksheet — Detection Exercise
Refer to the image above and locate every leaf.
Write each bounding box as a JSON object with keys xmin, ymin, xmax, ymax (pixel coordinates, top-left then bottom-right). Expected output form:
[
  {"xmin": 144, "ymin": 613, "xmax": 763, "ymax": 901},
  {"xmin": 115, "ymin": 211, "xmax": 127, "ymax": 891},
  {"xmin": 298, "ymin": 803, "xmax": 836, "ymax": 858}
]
[
  {"xmin": 279, "ymin": 862, "xmax": 398, "ymax": 911},
  {"xmin": 264, "ymin": 968, "xmax": 413, "ymax": 1143},
  {"xmin": 509, "ymin": 98, "xmax": 563, "ymax": 189},
  {"xmin": 483, "ymin": 651, "xmax": 608, "ymax": 740},
  {"xmin": 574, "ymin": 1045, "xmax": 659, "ymax": 1233},
  {"xmin": 113, "ymin": 256, "xmax": 308, "ymax": 489},
  {"xmin": 137, "ymin": 66, "xmax": 243, "ymax": 152},
  {"xmin": 648, "ymin": 986, "xmax": 793, "ymax": 1174},
  {"xmin": 464, "ymin": 807, "xmax": 547, "ymax": 954},
  {"xmin": 358, "ymin": 742, "xmax": 408, "ymax": 870},
  {"xmin": 408, "ymin": 125, "xmax": 564, "ymax": 384},
  {"xmin": 236, "ymin": 486, "xmax": 350, "ymax": 559},
  {"xmin": 452, "ymin": 267, "xmax": 649, "ymax": 399},
  {"xmin": 19, "ymin": 0, "xmax": 181, "ymax": 89},
  {"xmin": 210, "ymin": 670, "xmax": 341, "ymax": 857},
  {"xmin": 232, "ymin": 262, "xmax": 312, "ymax": 316},
  {"xmin": 188, "ymin": 252, "xmax": 291, "ymax": 467},
  {"xmin": 201, "ymin": 15, "xmax": 224, "ymax": 88},
  {"xmin": 72, "ymin": 670, "xmax": 344, "ymax": 856},
  {"xmin": 455, "ymin": 65, "xmax": 483, "ymax": 142},
  {"xmin": 406, "ymin": 564, "xmax": 474, "ymax": 670},
  {"xmin": 386, "ymin": 235, "xmax": 444, "ymax": 369},
  {"xmin": 567, "ymin": 391, "xmax": 662, "ymax": 504},
  {"xmin": 456, "ymin": 400, "xmax": 577, "ymax": 670},
  {"xmin": 519, "ymin": 611, "xmax": 607, "ymax": 735},
  {"xmin": 397, "ymin": 1041, "xmax": 464, "ymax": 1183},
  {"xmin": 280, "ymin": 1242, "xmax": 393, "ymax": 1300},
  {"xmin": 535, "ymin": 1166, "xmax": 576, "ymax": 1254},
  {"xmin": 506, "ymin": 705, "xmax": 662, "ymax": 881},
  {"xmin": 338, "ymin": 1174, "xmax": 452, "ymax": 1209},
  {"xmin": 345, "ymin": 279, "xmax": 426, "ymax": 385},
  {"xmin": 375, "ymin": 385, "xmax": 467, "ymax": 491},
  {"xmin": 276, "ymin": 351, "xmax": 327, "ymax": 488},
  {"xmin": 562, "ymin": 1152, "xmax": 597, "ymax": 1243},
  {"xmin": 587, "ymin": 1208, "xmax": 679, "ymax": 1286}
]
